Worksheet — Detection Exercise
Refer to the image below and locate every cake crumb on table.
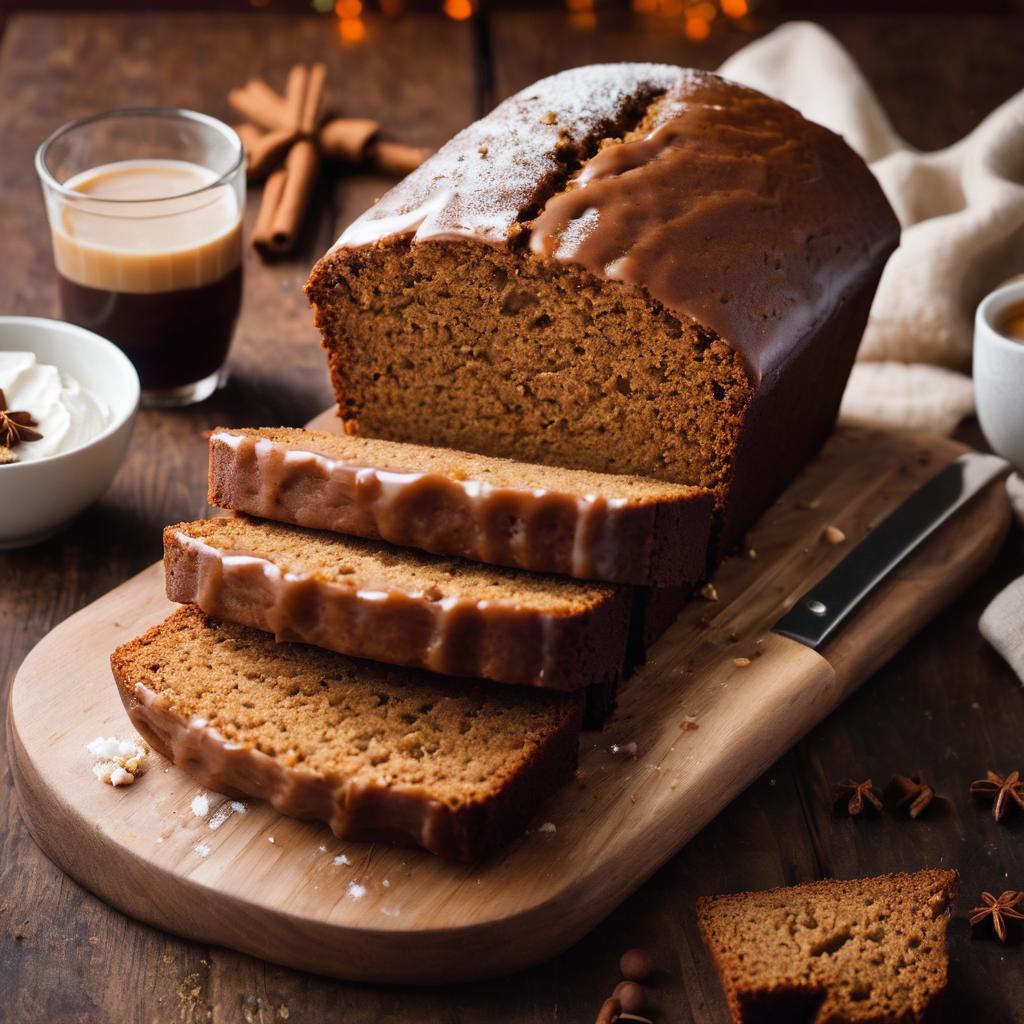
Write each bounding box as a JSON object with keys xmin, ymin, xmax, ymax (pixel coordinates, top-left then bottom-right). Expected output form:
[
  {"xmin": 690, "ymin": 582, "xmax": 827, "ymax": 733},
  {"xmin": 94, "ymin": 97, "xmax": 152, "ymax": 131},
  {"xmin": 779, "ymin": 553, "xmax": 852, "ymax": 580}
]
[
  {"xmin": 822, "ymin": 524, "xmax": 847, "ymax": 544},
  {"xmin": 86, "ymin": 735, "xmax": 148, "ymax": 787}
]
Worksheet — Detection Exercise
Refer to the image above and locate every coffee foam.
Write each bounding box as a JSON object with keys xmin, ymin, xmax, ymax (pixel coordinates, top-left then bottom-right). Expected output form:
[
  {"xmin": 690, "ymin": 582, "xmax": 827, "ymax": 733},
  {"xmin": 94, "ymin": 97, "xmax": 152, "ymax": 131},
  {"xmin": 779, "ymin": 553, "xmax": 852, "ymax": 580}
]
[{"xmin": 51, "ymin": 160, "xmax": 242, "ymax": 293}]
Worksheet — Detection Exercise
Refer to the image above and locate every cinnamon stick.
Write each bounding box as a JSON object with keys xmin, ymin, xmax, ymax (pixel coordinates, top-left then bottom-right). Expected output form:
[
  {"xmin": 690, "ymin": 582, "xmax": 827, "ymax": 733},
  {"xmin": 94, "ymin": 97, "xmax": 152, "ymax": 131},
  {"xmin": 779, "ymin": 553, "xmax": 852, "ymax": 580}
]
[
  {"xmin": 267, "ymin": 139, "xmax": 318, "ymax": 253},
  {"xmin": 299, "ymin": 62, "xmax": 328, "ymax": 136},
  {"xmin": 368, "ymin": 139, "xmax": 432, "ymax": 176},
  {"xmin": 233, "ymin": 122, "xmax": 264, "ymax": 160},
  {"xmin": 228, "ymin": 79, "xmax": 293, "ymax": 132},
  {"xmin": 252, "ymin": 167, "xmax": 287, "ymax": 249},
  {"xmin": 283, "ymin": 64, "xmax": 309, "ymax": 129},
  {"xmin": 319, "ymin": 118, "xmax": 380, "ymax": 163},
  {"xmin": 246, "ymin": 127, "xmax": 299, "ymax": 181}
]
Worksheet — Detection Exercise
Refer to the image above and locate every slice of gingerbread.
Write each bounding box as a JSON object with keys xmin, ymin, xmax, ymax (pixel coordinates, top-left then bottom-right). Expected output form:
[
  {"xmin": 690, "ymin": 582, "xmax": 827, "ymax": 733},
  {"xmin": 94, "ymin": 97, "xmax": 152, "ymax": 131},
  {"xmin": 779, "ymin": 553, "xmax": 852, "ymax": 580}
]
[
  {"xmin": 111, "ymin": 606, "xmax": 582, "ymax": 861},
  {"xmin": 207, "ymin": 426, "xmax": 712, "ymax": 587},
  {"xmin": 165, "ymin": 515, "xmax": 631, "ymax": 691},
  {"xmin": 697, "ymin": 869, "xmax": 958, "ymax": 1023}
]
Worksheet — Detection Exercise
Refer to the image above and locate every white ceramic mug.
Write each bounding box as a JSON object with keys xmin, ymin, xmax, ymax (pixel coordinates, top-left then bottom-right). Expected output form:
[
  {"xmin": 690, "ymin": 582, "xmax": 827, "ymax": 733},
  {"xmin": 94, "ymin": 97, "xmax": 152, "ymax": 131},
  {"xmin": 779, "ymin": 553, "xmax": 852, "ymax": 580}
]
[{"xmin": 974, "ymin": 280, "xmax": 1024, "ymax": 473}]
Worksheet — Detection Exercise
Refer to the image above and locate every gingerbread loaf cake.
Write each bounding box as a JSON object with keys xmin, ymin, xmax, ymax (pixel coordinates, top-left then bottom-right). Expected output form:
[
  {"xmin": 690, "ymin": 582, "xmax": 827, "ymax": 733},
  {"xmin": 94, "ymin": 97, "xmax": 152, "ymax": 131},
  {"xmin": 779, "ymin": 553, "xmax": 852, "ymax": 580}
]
[
  {"xmin": 111, "ymin": 606, "xmax": 583, "ymax": 861},
  {"xmin": 697, "ymin": 869, "xmax": 957, "ymax": 1023},
  {"xmin": 164, "ymin": 516, "xmax": 631, "ymax": 690},
  {"xmin": 306, "ymin": 64, "xmax": 900, "ymax": 548},
  {"xmin": 207, "ymin": 427, "xmax": 713, "ymax": 586}
]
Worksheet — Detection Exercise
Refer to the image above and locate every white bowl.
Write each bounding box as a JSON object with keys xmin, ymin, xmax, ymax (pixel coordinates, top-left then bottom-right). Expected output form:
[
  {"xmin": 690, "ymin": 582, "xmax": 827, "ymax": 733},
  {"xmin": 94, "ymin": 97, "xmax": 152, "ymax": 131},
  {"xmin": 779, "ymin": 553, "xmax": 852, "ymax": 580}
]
[
  {"xmin": 0, "ymin": 316, "xmax": 139, "ymax": 548},
  {"xmin": 974, "ymin": 280, "xmax": 1024, "ymax": 475}
]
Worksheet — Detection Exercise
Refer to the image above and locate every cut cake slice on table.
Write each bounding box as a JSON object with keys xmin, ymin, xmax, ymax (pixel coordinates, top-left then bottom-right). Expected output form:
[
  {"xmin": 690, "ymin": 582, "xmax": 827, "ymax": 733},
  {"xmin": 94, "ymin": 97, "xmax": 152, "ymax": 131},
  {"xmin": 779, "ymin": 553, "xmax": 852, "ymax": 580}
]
[
  {"xmin": 164, "ymin": 516, "xmax": 631, "ymax": 691},
  {"xmin": 697, "ymin": 869, "xmax": 958, "ymax": 1024},
  {"xmin": 110, "ymin": 606, "xmax": 583, "ymax": 861},
  {"xmin": 207, "ymin": 426, "xmax": 713, "ymax": 587}
]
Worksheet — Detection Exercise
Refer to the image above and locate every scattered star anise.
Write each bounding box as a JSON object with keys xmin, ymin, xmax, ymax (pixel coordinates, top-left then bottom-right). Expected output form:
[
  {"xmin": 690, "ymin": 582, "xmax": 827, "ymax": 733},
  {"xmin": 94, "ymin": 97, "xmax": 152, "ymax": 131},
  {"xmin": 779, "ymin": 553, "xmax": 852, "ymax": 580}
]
[
  {"xmin": 969, "ymin": 770, "xmax": 1024, "ymax": 822},
  {"xmin": 969, "ymin": 890, "xmax": 1024, "ymax": 943},
  {"xmin": 888, "ymin": 774, "xmax": 936, "ymax": 818},
  {"xmin": 833, "ymin": 778, "xmax": 884, "ymax": 816},
  {"xmin": 0, "ymin": 388, "xmax": 42, "ymax": 449}
]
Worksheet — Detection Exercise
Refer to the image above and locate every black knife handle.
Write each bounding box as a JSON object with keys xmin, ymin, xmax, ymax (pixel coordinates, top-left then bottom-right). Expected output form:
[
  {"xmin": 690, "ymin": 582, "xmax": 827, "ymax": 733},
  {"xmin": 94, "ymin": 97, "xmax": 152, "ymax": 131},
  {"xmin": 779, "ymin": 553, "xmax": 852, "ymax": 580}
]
[{"xmin": 772, "ymin": 453, "xmax": 1008, "ymax": 650}]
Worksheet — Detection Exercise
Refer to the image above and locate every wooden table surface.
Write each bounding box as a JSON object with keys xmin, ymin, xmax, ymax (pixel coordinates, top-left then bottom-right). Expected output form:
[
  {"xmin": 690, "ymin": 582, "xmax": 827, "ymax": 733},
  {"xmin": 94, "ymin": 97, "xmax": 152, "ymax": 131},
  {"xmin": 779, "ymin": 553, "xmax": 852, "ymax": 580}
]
[{"xmin": 1, "ymin": 10, "xmax": 1022, "ymax": 1023}]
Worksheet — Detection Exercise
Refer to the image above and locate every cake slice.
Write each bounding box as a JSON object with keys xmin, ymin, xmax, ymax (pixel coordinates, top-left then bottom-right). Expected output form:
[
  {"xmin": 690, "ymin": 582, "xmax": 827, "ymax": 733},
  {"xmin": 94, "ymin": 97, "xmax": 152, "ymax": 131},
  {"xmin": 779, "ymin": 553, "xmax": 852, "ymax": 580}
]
[
  {"xmin": 164, "ymin": 516, "xmax": 631, "ymax": 691},
  {"xmin": 697, "ymin": 869, "xmax": 958, "ymax": 1024},
  {"xmin": 110, "ymin": 606, "xmax": 583, "ymax": 861},
  {"xmin": 207, "ymin": 426, "xmax": 713, "ymax": 586}
]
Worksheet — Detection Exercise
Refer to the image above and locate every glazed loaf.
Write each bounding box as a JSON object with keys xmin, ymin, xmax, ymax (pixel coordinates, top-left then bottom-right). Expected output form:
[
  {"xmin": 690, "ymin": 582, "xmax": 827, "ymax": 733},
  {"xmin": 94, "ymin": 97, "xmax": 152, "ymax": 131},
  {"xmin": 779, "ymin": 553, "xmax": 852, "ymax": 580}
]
[
  {"xmin": 164, "ymin": 516, "xmax": 631, "ymax": 690},
  {"xmin": 207, "ymin": 426, "xmax": 713, "ymax": 586},
  {"xmin": 111, "ymin": 606, "xmax": 583, "ymax": 861},
  {"xmin": 307, "ymin": 64, "xmax": 899, "ymax": 548}
]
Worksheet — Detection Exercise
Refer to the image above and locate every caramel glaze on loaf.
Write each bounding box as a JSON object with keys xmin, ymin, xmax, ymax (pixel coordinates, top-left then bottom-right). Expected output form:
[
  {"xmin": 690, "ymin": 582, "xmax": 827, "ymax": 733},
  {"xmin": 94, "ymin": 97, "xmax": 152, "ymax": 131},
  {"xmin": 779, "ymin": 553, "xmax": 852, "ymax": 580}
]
[
  {"xmin": 307, "ymin": 64, "xmax": 900, "ymax": 549},
  {"xmin": 111, "ymin": 607, "xmax": 583, "ymax": 861},
  {"xmin": 208, "ymin": 426, "xmax": 713, "ymax": 586},
  {"xmin": 164, "ymin": 516, "xmax": 631, "ymax": 691}
]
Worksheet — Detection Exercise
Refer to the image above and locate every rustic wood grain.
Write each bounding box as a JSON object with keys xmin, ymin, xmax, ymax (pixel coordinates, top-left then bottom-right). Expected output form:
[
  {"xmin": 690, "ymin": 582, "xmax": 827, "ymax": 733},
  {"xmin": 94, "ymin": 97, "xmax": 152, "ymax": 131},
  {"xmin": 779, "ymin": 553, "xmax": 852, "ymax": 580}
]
[{"xmin": 2, "ymin": 8, "xmax": 1024, "ymax": 1023}]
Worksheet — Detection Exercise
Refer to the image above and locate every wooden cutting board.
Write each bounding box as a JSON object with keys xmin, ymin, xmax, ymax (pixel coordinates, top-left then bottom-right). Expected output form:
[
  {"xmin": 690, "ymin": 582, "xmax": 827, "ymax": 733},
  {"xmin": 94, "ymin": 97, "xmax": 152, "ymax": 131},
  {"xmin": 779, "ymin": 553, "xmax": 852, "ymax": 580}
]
[{"xmin": 7, "ymin": 426, "xmax": 1011, "ymax": 984}]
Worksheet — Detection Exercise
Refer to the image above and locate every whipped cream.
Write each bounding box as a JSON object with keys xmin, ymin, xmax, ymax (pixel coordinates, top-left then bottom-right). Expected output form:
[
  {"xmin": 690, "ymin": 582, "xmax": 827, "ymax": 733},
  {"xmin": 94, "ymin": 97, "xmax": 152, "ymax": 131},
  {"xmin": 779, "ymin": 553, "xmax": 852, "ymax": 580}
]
[{"xmin": 0, "ymin": 351, "xmax": 112, "ymax": 462}]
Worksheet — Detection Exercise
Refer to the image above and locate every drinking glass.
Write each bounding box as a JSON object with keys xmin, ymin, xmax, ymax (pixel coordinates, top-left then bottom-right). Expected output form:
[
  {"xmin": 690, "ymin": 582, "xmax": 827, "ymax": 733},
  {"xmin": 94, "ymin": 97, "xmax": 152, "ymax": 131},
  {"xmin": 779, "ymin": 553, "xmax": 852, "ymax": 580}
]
[{"xmin": 36, "ymin": 108, "xmax": 245, "ymax": 407}]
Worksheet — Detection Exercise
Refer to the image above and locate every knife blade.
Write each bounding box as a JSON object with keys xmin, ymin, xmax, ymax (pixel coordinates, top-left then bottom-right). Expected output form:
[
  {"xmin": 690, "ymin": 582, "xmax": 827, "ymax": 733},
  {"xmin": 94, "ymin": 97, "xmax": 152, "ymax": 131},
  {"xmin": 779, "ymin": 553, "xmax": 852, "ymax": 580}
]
[{"xmin": 772, "ymin": 452, "xmax": 1009, "ymax": 650}]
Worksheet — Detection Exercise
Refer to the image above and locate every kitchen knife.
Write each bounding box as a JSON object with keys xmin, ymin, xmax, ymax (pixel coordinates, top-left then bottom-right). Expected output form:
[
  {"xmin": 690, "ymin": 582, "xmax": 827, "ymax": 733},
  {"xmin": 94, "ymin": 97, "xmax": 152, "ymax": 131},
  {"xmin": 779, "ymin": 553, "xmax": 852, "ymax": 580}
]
[{"xmin": 772, "ymin": 452, "xmax": 1009, "ymax": 650}]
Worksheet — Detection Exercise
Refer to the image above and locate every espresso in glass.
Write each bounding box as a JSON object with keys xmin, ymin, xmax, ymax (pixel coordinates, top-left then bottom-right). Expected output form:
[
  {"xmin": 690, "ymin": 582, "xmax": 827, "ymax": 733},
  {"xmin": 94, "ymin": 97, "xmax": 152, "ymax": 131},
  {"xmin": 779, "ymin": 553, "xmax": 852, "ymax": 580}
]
[{"xmin": 37, "ymin": 110, "xmax": 245, "ymax": 407}]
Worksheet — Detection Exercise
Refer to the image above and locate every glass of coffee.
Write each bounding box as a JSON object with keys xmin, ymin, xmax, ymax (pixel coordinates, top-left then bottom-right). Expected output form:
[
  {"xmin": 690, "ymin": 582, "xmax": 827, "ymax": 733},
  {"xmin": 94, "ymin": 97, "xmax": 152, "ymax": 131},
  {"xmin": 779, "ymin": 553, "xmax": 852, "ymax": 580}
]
[{"xmin": 35, "ymin": 109, "xmax": 245, "ymax": 407}]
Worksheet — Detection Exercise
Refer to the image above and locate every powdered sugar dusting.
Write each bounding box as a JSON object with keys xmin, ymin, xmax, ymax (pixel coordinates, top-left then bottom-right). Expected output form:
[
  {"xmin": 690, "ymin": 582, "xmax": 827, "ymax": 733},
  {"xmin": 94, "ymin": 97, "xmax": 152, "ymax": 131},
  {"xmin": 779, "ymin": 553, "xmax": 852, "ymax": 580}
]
[
  {"xmin": 346, "ymin": 881, "xmax": 367, "ymax": 900},
  {"xmin": 190, "ymin": 793, "xmax": 210, "ymax": 818},
  {"xmin": 334, "ymin": 64, "xmax": 687, "ymax": 252}
]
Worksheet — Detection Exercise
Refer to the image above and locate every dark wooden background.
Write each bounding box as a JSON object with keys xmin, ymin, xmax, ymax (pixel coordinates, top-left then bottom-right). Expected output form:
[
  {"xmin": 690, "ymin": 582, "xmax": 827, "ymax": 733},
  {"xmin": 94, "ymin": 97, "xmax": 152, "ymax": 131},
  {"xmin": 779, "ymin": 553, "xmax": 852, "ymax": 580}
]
[{"xmin": 1, "ymin": 9, "xmax": 1023, "ymax": 1023}]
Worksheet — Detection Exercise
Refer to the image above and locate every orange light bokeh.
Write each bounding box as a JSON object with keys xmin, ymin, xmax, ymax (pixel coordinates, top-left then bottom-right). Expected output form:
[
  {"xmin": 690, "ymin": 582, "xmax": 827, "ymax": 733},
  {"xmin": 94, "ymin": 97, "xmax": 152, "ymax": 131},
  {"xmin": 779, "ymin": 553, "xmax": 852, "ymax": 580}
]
[
  {"xmin": 721, "ymin": 0, "xmax": 748, "ymax": 17},
  {"xmin": 337, "ymin": 15, "xmax": 366, "ymax": 42},
  {"xmin": 335, "ymin": 0, "xmax": 361, "ymax": 17},
  {"xmin": 443, "ymin": 0, "xmax": 473, "ymax": 20},
  {"xmin": 684, "ymin": 13, "xmax": 710, "ymax": 39}
]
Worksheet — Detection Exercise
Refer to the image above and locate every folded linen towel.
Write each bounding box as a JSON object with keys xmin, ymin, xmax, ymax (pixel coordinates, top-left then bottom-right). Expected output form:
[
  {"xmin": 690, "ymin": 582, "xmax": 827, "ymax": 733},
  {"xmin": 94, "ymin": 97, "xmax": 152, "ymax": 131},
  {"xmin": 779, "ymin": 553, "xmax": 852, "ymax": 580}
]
[
  {"xmin": 979, "ymin": 474, "xmax": 1024, "ymax": 685},
  {"xmin": 720, "ymin": 22, "xmax": 1024, "ymax": 436}
]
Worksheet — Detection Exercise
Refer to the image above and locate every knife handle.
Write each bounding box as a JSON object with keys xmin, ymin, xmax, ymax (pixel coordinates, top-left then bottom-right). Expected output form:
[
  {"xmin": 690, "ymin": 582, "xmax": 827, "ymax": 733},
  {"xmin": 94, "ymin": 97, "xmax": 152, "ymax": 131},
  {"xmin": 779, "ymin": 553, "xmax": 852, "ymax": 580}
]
[{"xmin": 772, "ymin": 452, "xmax": 1008, "ymax": 650}]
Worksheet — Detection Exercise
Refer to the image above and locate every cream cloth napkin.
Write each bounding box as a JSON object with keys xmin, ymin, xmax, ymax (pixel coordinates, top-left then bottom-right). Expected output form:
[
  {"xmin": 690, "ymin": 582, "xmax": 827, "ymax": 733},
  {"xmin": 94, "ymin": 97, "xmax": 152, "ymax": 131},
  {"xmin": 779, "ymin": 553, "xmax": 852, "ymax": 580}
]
[
  {"xmin": 979, "ymin": 474, "xmax": 1024, "ymax": 685},
  {"xmin": 719, "ymin": 22, "xmax": 1024, "ymax": 435}
]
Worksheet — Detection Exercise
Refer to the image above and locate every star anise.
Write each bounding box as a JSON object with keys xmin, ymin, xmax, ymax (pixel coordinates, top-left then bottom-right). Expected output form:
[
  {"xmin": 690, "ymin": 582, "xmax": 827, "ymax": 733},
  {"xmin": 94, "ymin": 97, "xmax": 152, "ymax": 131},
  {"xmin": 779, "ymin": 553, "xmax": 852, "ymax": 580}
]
[
  {"xmin": 969, "ymin": 770, "xmax": 1024, "ymax": 822},
  {"xmin": 968, "ymin": 890, "xmax": 1024, "ymax": 943},
  {"xmin": 889, "ymin": 774, "xmax": 936, "ymax": 818},
  {"xmin": 0, "ymin": 388, "xmax": 42, "ymax": 449},
  {"xmin": 833, "ymin": 778, "xmax": 884, "ymax": 816}
]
